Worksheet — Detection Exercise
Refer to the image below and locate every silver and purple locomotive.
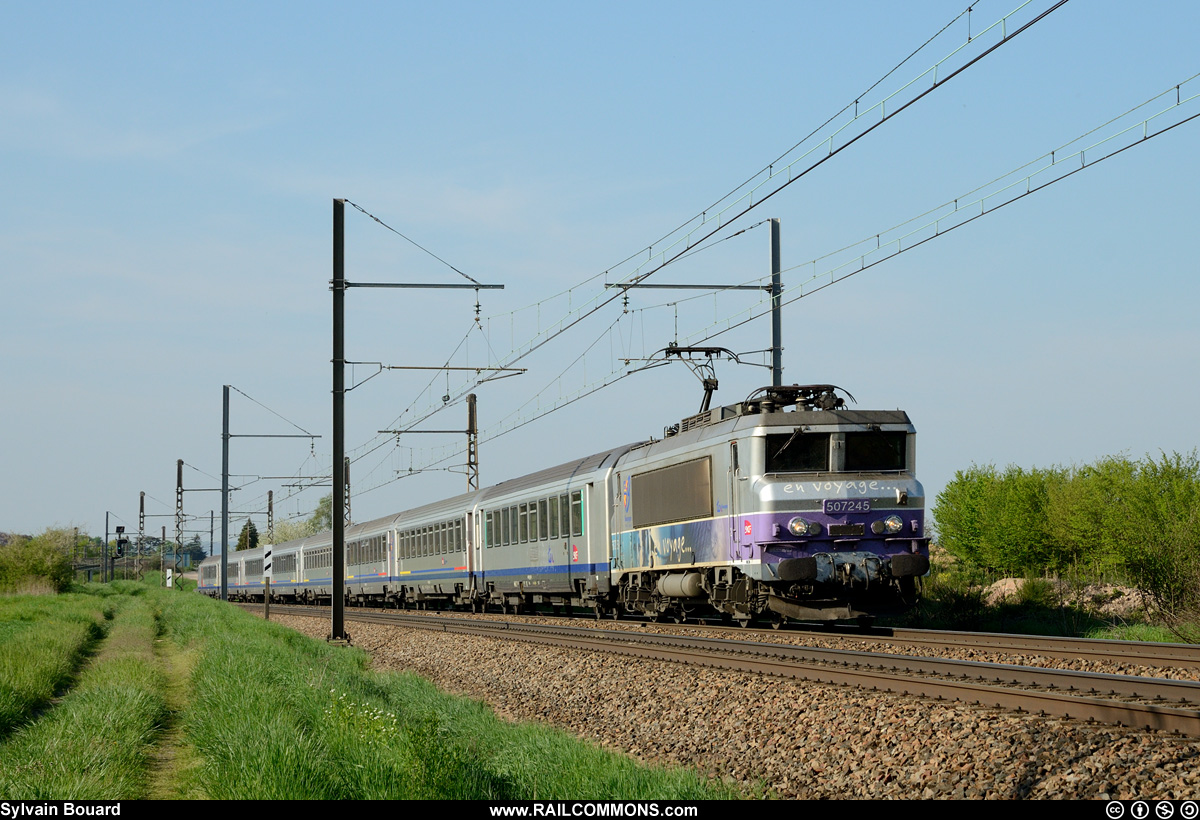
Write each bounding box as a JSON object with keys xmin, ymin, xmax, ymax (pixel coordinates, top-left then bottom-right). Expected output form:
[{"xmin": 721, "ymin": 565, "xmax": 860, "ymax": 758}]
[
  {"xmin": 199, "ymin": 385, "xmax": 929, "ymax": 624},
  {"xmin": 608, "ymin": 384, "xmax": 929, "ymax": 624}
]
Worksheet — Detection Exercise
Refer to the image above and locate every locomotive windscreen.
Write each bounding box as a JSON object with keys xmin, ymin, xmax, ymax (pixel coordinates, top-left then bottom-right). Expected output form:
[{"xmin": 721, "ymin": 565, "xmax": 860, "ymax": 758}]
[
  {"xmin": 766, "ymin": 432, "xmax": 830, "ymax": 473},
  {"xmin": 844, "ymin": 431, "xmax": 906, "ymax": 471},
  {"xmin": 631, "ymin": 457, "xmax": 712, "ymax": 528}
]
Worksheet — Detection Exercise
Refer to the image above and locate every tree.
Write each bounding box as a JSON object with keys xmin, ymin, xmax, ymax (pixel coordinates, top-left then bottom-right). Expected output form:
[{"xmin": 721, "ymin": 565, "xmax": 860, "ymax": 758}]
[
  {"xmin": 236, "ymin": 519, "xmax": 259, "ymax": 552},
  {"xmin": 308, "ymin": 494, "xmax": 333, "ymax": 533},
  {"xmin": 271, "ymin": 518, "xmax": 316, "ymax": 544},
  {"xmin": 183, "ymin": 534, "xmax": 206, "ymax": 563}
]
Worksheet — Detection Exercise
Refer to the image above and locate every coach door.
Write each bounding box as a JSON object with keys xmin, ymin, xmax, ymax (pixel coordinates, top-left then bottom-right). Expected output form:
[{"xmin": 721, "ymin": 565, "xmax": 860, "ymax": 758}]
[
  {"xmin": 729, "ymin": 441, "xmax": 744, "ymax": 560},
  {"xmin": 471, "ymin": 510, "xmax": 484, "ymax": 596}
]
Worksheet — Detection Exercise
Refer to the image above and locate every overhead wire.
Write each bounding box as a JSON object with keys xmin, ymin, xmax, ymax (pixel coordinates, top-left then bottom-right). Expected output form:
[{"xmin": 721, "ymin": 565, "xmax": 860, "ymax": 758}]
[
  {"xmin": 345, "ymin": 199, "xmax": 482, "ymax": 286},
  {"xmin": 454, "ymin": 0, "xmax": 1065, "ymax": 374},
  {"xmin": 304, "ymin": 1, "xmax": 1070, "ymax": 503},
  {"xmin": 363, "ymin": 69, "xmax": 1200, "ymax": 489}
]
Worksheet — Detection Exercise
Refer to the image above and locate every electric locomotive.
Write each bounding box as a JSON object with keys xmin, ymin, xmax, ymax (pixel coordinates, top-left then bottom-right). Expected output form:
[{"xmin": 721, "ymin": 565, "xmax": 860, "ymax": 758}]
[{"xmin": 604, "ymin": 384, "xmax": 929, "ymax": 625}]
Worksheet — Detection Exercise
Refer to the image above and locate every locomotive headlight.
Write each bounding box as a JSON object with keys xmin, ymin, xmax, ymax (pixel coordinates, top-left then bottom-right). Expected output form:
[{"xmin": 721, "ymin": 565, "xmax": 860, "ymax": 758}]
[
  {"xmin": 883, "ymin": 514, "xmax": 903, "ymax": 534},
  {"xmin": 788, "ymin": 517, "xmax": 821, "ymax": 537}
]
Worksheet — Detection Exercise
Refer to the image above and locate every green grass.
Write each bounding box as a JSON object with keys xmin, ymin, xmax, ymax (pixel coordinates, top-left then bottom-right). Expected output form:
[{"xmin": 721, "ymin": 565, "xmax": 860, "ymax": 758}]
[
  {"xmin": 1083, "ymin": 622, "xmax": 1181, "ymax": 642},
  {"xmin": 161, "ymin": 589, "xmax": 738, "ymax": 799},
  {"xmin": 0, "ymin": 595, "xmax": 167, "ymax": 799},
  {"xmin": 0, "ymin": 594, "xmax": 112, "ymax": 737}
]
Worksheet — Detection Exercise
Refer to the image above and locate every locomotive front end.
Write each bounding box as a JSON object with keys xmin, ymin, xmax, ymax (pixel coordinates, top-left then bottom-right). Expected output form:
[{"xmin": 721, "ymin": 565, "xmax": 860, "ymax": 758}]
[{"xmin": 744, "ymin": 410, "xmax": 930, "ymax": 620}]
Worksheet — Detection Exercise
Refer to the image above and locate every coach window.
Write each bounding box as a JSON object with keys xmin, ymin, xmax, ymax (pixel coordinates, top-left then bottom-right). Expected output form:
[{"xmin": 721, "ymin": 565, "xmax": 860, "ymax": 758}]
[
  {"xmin": 559, "ymin": 494, "xmax": 570, "ymax": 537},
  {"xmin": 570, "ymin": 490, "xmax": 583, "ymax": 537},
  {"xmin": 518, "ymin": 503, "xmax": 528, "ymax": 543},
  {"xmin": 529, "ymin": 502, "xmax": 538, "ymax": 543},
  {"xmin": 456, "ymin": 520, "xmax": 463, "ymax": 551},
  {"xmin": 538, "ymin": 499, "xmax": 549, "ymax": 540},
  {"xmin": 548, "ymin": 496, "xmax": 560, "ymax": 539}
]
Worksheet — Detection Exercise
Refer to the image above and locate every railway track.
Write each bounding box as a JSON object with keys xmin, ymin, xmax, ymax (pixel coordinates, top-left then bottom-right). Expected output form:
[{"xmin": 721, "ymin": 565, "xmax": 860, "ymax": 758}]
[
  {"xmin": 254, "ymin": 603, "xmax": 1200, "ymax": 736},
  {"xmin": 791, "ymin": 622, "xmax": 1200, "ymax": 670}
]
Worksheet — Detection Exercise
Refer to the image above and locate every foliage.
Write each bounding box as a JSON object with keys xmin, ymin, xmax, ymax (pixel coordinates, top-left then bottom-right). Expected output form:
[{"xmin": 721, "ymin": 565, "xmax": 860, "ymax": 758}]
[
  {"xmin": 259, "ymin": 496, "xmax": 333, "ymax": 547},
  {"xmin": 183, "ymin": 535, "xmax": 206, "ymax": 563},
  {"xmin": 934, "ymin": 465, "xmax": 1063, "ymax": 574},
  {"xmin": 269, "ymin": 518, "xmax": 319, "ymax": 545},
  {"xmin": 0, "ymin": 528, "xmax": 75, "ymax": 594},
  {"xmin": 235, "ymin": 519, "xmax": 259, "ymax": 552},
  {"xmin": 308, "ymin": 494, "xmax": 333, "ymax": 533},
  {"xmin": 932, "ymin": 450, "xmax": 1200, "ymax": 632}
]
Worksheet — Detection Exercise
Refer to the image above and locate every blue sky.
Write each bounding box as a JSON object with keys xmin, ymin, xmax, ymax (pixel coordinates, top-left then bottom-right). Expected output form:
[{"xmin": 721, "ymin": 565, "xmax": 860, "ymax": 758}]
[{"xmin": 2, "ymin": 1, "xmax": 1197, "ymax": 541}]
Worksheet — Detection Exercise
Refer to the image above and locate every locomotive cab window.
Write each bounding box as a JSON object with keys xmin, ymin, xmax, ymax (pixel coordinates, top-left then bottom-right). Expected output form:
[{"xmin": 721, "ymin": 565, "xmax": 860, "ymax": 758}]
[
  {"xmin": 765, "ymin": 433, "xmax": 830, "ymax": 473},
  {"xmin": 844, "ymin": 431, "xmax": 906, "ymax": 471}
]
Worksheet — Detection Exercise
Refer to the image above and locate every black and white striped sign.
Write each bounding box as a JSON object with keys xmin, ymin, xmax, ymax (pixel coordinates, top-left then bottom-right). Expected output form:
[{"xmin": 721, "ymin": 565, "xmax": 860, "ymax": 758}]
[{"xmin": 263, "ymin": 546, "xmax": 273, "ymax": 581}]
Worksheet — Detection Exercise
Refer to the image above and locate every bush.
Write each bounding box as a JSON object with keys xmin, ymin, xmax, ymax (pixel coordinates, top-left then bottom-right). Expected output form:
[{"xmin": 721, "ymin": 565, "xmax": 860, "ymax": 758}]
[
  {"xmin": 0, "ymin": 529, "xmax": 74, "ymax": 594},
  {"xmin": 934, "ymin": 465, "xmax": 1061, "ymax": 575},
  {"xmin": 934, "ymin": 450, "xmax": 1200, "ymax": 635}
]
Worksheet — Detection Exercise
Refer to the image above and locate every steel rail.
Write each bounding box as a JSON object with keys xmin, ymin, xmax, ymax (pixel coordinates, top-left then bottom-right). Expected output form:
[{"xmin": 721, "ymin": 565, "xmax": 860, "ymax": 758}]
[
  {"xmin": 798, "ymin": 625, "xmax": 1200, "ymax": 669},
  {"xmin": 261, "ymin": 605, "xmax": 1200, "ymax": 736}
]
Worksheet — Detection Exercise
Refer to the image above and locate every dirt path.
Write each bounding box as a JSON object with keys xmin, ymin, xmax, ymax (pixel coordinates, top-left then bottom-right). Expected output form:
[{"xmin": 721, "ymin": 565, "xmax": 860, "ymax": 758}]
[{"xmin": 145, "ymin": 639, "xmax": 202, "ymax": 799}]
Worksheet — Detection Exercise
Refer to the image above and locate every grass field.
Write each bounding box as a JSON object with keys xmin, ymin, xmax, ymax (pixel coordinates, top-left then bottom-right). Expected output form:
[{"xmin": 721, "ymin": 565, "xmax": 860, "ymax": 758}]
[{"xmin": 0, "ymin": 581, "xmax": 742, "ymax": 801}]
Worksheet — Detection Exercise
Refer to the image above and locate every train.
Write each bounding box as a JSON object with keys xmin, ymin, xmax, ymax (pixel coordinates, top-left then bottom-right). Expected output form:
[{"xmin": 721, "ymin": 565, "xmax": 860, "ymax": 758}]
[{"xmin": 198, "ymin": 384, "xmax": 930, "ymax": 625}]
